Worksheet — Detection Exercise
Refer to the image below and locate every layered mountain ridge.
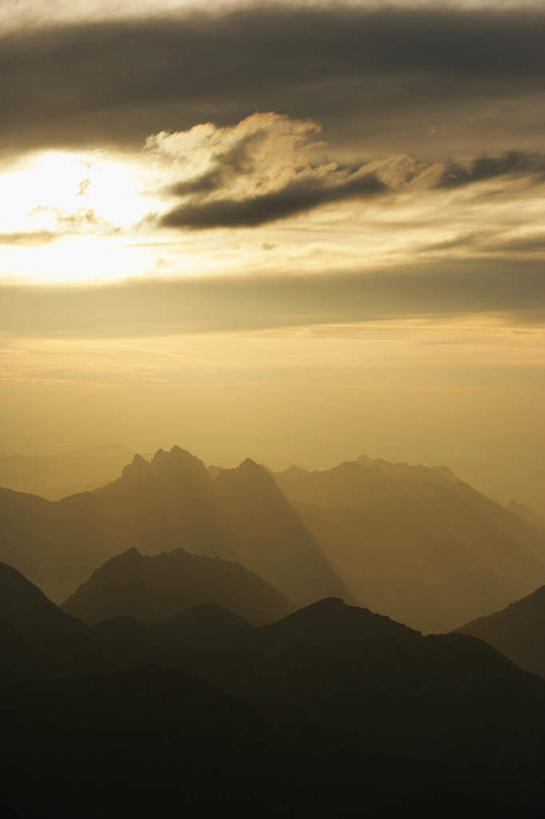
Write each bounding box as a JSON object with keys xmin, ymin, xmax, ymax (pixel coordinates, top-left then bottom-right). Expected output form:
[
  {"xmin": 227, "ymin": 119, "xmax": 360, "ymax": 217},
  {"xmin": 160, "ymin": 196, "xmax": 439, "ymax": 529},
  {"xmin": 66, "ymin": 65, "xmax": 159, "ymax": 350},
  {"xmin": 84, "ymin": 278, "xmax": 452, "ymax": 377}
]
[
  {"xmin": 275, "ymin": 455, "xmax": 545, "ymax": 631},
  {"xmin": 1, "ymin": 445, "xmax": 544, "ymax": 631},
  {"xmin": 0, "ymin": 445, "xmax": 344, "ymax": 607},
  {"xmin": 3, "ymin": 561, "xmax": 545, "ymax": 814}
]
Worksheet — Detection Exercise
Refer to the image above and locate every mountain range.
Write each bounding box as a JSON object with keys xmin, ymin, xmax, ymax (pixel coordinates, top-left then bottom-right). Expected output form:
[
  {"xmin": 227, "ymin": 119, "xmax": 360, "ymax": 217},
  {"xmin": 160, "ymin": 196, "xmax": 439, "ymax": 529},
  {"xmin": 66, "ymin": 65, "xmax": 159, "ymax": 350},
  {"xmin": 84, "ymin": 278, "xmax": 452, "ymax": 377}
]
[
  {"xmin": 1, "ymin": 445, "xmax": 544, "ymax": 631},
  {"xmin": 0, "ymin": 446, "xmax": 344, "ymax": 606},
  {"xmin": 275, "ymin": 455, "xmax": 545, "ymax": 630},
  {"xmin": 2, "ymin": 562, "xmax": 545, "ymax": 816}
]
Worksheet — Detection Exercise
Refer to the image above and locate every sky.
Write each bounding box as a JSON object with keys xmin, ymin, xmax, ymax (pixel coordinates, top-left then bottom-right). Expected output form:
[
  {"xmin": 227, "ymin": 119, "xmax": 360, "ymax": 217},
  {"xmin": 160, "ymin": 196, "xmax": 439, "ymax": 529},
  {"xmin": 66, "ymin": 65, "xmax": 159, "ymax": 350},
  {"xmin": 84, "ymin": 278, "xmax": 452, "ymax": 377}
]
[{"xmin": 0, "ymin": 0, "xmax": 544, "ymax": 502}]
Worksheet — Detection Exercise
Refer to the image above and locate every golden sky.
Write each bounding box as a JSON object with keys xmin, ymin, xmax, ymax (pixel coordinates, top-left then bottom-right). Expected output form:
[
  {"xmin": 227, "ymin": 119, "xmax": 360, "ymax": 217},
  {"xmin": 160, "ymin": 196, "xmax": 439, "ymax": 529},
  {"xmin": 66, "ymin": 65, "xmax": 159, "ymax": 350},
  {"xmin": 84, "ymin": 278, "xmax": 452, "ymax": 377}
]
[{"xmin": 0, "ymin": 1, "xmax": 544, "ymax": 502}]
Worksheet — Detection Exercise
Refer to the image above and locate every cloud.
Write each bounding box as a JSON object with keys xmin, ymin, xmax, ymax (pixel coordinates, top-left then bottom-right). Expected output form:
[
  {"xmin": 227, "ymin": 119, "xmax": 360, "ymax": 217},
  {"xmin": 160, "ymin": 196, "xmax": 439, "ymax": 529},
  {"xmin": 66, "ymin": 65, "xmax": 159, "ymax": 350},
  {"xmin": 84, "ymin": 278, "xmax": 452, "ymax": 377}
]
[
  {"xmin": 146, "ymin": 112, "xmax": 382, "ymax": 227},
  {"xmin": 148, "ymin": 114, "xmax": 545, "ymax": 229},
  {"xmin": 0, "ymin": 231, "xmax": 56, "ymax": 246},
  {"xmin": 150, "ymin": 112, "xmax": 324, "ymax": 196},
  {"xmin": 161, "ymin": 174, "xmax": 385, "ymax": 229},
  {"xmin": 164, "ymin": 130, "xmax": 273, "ymax": 197},
  {"xmin": 2, "ymin": 6, "xmax": 545, "ymax": 154},
  {"xmin": 2, "ymin": 258, "xmax": 544, "ymax": 338},
  {"xmin": 439, "ymin": 151, "xmax": 545, "ymax": 188},
  {"xmin": 154, "ymin": 114, "xmax": 386, "ymax": 226}
]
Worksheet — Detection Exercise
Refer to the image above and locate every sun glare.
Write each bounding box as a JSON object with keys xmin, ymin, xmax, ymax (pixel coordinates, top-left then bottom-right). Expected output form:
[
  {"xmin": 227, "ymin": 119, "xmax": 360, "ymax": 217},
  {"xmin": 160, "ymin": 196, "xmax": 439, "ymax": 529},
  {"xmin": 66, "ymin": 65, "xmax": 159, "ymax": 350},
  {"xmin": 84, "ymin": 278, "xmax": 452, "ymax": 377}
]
[{"xmin": 0, "ymin": 149, "xmax": 159, "ymax": 283}]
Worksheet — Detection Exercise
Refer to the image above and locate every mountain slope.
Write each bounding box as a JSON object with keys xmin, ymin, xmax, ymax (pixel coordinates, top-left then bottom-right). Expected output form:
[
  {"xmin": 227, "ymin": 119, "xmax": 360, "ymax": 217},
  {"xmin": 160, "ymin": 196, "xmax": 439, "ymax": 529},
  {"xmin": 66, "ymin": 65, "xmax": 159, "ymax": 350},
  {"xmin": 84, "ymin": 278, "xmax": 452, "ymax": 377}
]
[
  {"xmin": 2, "ymin": 445, "xmax": 544, "ymax": 630},
  {"xmin": 86, "ymin": 595, "xmax": 545, "ymax": 793},
  {"xmin": 275, "ymin": 456, "xmax": 545, "ymax": 631},
  {"xmin": 213, "ymin": 458, "xmax": 346, "ymax": 603},
  {"xmin": 0, "ymin": 562, "xmax": 105, "ymax": 683},
  {"xmin": 457, "ymin": 585, "xmax": 545, "ymax": 678},
  {"xmin": 62, "ymin": 547, "xmax": 293, "ymax": 626},
  {"xmin": 0, "ymin": 446, "xmax": 343, "ymax": 605}
]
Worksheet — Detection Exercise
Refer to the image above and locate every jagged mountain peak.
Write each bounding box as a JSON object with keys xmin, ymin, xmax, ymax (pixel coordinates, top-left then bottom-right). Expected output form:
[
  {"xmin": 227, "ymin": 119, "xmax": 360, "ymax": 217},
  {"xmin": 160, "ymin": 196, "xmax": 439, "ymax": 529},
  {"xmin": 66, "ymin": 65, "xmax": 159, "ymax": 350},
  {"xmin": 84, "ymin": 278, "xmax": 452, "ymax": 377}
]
[
  {"xmin": 237, "ymin": 457, "xmax": 267, "ymax": 474},
  {"xmin": 121, "ymin": 453, "xmax": 150, "ymax": 481},
  {"xmin": 149, "ymin": 445, "xmax": 205, "ymax": 467},
  {"xmin": 152, "ymin": 445, "xmax": 208, "ymax": 474},
  {"xmin": 215, "ymin": 456, "xmax": 277, "ymax": 489}
]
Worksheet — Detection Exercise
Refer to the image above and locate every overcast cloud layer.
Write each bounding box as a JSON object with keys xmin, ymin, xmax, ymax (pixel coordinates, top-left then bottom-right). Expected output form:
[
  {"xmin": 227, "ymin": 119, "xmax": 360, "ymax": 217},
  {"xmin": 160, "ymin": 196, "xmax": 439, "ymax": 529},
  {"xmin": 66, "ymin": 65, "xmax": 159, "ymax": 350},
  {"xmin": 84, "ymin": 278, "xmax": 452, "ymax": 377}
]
[
  {"xmin": 1, "ymin": 2, "xmax": 544, "ymax": 330},
  {"xmin": 2, "ymin": 5, "xmax": 545, "ymax": 155}
]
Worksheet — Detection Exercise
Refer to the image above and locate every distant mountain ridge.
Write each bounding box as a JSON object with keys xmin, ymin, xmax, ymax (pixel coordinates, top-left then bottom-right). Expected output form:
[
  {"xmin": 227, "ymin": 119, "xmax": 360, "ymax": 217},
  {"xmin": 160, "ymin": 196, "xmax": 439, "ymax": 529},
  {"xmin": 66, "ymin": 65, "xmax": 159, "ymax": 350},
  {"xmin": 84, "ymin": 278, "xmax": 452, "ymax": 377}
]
[
  {"xmin": 274, "ymin": 455, "xmax": 545, "ymax": 631},
  {"xmin": 62, "ymin": 546, "xmax": 293, "ymax": 626},
  {"xmin": 0, "ymin": 445, "xmax": 344, "ymax": 606},
  {"xmin": 1, "ymin": 445, "xmax": 544, "ymax": 631},
  {"xmin": 457, "ymin": 584, "xmax": 545, "ymax": 678}
]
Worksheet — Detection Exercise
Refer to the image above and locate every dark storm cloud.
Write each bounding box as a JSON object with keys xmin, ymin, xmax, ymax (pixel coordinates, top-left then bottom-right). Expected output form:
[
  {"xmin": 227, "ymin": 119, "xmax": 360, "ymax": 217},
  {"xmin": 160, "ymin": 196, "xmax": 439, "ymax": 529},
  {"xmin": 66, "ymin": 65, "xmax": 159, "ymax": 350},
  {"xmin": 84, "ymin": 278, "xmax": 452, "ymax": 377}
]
[
  {"xmin": 2, "ymin": 258, "xmax": 544, "ymax": 338},
  {"xmin": 439, "ymin": 151, "xmax": 545, "ymax": 188},
  {"xmin": 161, "ymin": 173, "xmax": 386, "ymax": 229},
  {"xmin": 2, "ymin": 6, "xmax": 545, "ymax": 151}
]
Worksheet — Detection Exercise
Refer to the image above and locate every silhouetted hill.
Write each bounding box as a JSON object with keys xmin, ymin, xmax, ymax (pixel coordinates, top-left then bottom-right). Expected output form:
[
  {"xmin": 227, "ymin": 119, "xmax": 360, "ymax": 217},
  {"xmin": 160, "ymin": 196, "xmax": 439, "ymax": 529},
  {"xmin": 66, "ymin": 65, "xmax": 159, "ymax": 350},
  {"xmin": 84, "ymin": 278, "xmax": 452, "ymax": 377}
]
[
  {"xmin": 62, "ymin": 547, "xmax": 293, "ymax": 625},
  {"xmin": 0, "ymin": 446, "xmax": 344, "ymax": 605},
  {"xmin": 457, "ymin": 584, "xmax": 545, "ymax": 678},
  {"xmin": 3, "ymin": 566, "xmax": 545, "ymax": 815},
  {"xmin": 275, "ymin": 456, "xmax": 545, "ymax": 631},
  {"xmin": 86, "ymin": 593, "xmax": 545, "ymax": 760},
  {"xmin": 0, "ymin": 562, "xmax": 105, "ymax": 683}
]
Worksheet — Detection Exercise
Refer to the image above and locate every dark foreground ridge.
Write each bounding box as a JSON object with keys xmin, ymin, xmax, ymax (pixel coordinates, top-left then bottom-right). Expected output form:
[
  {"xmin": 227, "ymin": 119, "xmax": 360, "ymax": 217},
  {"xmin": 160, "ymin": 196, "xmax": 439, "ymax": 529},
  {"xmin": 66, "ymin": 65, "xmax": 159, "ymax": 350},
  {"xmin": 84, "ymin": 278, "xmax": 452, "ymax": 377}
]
[{"xmin": 2, "ymin": 563, "xmax": 545, "ymax": 817}]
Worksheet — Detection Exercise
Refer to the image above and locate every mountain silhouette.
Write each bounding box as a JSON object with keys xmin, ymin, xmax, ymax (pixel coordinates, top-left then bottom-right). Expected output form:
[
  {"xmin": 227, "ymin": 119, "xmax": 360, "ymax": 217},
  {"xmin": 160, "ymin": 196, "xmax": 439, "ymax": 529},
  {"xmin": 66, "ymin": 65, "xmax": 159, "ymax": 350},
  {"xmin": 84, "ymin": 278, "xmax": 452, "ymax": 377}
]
[
  {"xmin": 275, "ymin": 456, "xmax": 545, "ymax": 631},
  {"xmin": 62, "ymin": 547, "xmax": 293, "ymax": 625},
  {"xmin": 457, "ymin": 584, "xmax": 545, "ymax": 678},
  {"xmin": 0, "ymin": 445, "xmax": 344, "ymax": 605},
  {"xmin": 3, "ymin": 563, "xmax": 545, "ymax": 815},
  {"xmin": 0, "ymin": 562, "xmax": 105, "ymax": 682},
  {"xmin": 2, "ymin": 446, "xmax": 544, "ymax": 631}
]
